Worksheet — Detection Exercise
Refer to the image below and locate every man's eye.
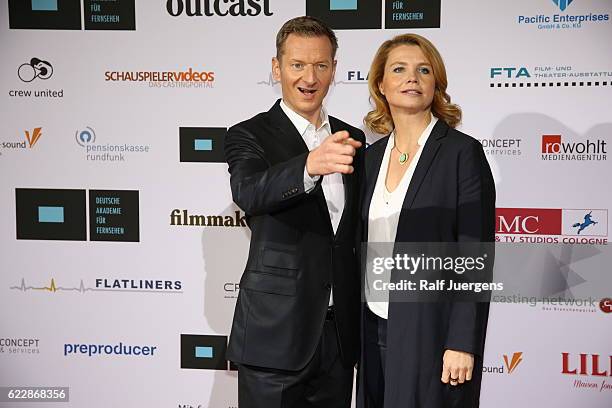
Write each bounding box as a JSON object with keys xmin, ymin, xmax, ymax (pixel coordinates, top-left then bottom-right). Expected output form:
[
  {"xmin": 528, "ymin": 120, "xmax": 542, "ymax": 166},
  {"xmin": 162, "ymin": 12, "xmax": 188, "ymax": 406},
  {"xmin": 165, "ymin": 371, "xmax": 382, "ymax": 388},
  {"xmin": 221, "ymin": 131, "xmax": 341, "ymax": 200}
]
[
  {"xmin": 418, "ymin": 67, "xmax": 431, "ymax": 75},
  {"xmin": 317, "ymin": 64, "xmax": 328, "ymax": 70},
  {"xmin": 292, "ymin": 63, "xmax": 304, "ymax": 70}
]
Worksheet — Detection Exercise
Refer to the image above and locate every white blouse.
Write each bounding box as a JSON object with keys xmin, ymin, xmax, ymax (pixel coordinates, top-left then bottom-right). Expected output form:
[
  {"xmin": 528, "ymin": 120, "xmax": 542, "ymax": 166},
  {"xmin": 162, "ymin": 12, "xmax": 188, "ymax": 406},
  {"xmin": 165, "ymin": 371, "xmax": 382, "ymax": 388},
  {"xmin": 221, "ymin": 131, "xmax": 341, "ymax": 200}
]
[{"xmin": 366, "ymin": 115, "xmax": 438, "ymax": 319}]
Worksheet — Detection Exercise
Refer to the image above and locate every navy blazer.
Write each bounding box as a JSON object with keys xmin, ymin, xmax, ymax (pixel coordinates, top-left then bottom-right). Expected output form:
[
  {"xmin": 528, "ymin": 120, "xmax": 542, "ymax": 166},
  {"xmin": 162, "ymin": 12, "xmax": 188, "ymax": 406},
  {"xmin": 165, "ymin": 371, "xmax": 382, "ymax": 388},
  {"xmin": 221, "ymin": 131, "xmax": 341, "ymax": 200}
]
[{"xmin": 359, "ymin": 119, "xmax": 496, "ymax": 408}]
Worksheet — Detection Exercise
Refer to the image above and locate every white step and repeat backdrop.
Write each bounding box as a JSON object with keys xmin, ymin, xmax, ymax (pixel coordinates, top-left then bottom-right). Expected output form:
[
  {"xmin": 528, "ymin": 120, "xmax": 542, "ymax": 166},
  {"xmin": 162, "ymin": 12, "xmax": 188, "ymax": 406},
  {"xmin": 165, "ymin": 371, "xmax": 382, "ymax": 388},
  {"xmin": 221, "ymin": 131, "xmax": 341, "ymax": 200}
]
[{"xmin": 1, "ymin": 0, "xmax": 611, "ymax": 407}]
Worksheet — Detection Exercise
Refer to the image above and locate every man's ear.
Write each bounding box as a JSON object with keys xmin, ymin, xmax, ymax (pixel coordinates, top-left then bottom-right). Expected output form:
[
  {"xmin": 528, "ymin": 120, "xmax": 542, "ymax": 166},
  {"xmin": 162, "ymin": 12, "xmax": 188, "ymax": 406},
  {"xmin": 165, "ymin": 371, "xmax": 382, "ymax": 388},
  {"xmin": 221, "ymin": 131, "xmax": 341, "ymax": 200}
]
[
  {"xmin": 331, "ymin": 59, "xmax": 337, "ymax": 81},
  {"xmin": 272, "ymin": 57, "xmax": 281, "ymax": 82}
]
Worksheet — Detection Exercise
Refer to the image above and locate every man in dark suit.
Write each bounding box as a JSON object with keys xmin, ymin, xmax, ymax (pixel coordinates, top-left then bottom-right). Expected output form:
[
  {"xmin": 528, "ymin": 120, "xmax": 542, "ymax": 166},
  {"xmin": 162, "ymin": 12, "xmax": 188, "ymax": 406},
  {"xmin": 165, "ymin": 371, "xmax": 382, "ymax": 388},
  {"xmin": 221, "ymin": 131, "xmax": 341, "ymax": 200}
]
[{"xmin": 224, "ymin": 16, "xmax": 365, "ymax": 408}]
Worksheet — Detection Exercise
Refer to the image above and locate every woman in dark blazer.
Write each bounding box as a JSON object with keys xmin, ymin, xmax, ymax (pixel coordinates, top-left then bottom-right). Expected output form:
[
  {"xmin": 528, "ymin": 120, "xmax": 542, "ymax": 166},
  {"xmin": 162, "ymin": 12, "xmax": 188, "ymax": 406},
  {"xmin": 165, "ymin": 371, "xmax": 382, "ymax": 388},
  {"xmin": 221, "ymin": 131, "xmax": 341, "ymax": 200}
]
[{"xmin": 358, "ymin": 34, "xmax": 496, "ymax": 408}]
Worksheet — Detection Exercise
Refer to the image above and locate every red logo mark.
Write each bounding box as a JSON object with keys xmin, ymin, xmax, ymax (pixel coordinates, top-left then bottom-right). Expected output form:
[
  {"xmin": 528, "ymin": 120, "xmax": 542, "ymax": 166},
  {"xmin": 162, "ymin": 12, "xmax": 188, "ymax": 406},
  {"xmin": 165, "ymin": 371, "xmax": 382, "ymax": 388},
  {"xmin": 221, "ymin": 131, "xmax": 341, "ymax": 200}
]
[
  {"xmin": 600, "ymin": 298, "xmax": 612, "ymax": 314},
  {"xmin": 496, "ymin": 208, "xmax": 562, "ymax": 235},
  {"xmin": 542, "ymin": 134, "xmax": 561, "ymax": 154}
]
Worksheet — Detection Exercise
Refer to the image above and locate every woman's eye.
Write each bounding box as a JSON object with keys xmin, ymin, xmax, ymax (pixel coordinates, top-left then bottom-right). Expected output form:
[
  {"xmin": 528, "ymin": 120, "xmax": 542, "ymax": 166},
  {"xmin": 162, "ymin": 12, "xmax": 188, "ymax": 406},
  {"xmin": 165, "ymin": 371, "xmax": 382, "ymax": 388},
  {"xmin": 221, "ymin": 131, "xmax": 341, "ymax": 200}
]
[
  {"xmin": 418, "ymin": 66, "xmax": 431, "ymax": 75},
  {"xmin": 392, "ymin": 66, "xmax": 404, "ymax": 73}
]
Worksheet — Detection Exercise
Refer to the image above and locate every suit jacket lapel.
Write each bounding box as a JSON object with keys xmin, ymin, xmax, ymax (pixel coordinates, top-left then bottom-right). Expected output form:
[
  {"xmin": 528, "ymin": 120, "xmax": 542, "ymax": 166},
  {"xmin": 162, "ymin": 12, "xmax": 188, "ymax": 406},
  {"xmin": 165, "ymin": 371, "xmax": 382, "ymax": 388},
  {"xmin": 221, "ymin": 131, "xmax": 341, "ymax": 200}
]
[
  {"xmin": 330, "ymin": 117, "xmax": 352, "ymax": 238},
  {"xmin": 400, "ymin": 120, "xmax": 448, "ymax": 210},
  {"xmin": 269, "ymin": 100, "xmax": 334, "ymax": 233},
  {"xmin": 267, "ymin": 99, "xmax": 309, "ymax": 157}
]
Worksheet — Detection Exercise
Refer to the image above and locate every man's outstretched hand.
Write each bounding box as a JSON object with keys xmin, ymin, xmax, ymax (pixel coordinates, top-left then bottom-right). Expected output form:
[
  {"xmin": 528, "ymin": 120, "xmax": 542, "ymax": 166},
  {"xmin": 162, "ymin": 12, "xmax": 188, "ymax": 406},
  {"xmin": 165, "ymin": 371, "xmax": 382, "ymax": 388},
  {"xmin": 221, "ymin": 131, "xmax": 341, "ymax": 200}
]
[{"xmin": 306, "ymin": 131, "xmax": 362, "ymax": 176}]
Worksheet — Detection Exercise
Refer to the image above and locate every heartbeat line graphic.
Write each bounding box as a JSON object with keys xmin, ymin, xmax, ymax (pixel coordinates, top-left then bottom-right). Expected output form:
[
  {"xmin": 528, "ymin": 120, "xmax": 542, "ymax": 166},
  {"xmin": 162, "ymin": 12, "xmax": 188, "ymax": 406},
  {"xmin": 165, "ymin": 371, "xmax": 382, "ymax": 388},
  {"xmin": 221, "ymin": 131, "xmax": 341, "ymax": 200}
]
[
  {"xmin": 9, "ymin": 278, "xmax": 182, "ymax": 294},
  {"xmin": 10, "ymin": 277, "xmax": 92, "ymax": 293},
  {"xmin": 256, "ymin": 73, "xmax": 366, "ymax": 86},
  {"xmin": 256, "ymin": 73, "xmax": 280, "ymax": 86}
]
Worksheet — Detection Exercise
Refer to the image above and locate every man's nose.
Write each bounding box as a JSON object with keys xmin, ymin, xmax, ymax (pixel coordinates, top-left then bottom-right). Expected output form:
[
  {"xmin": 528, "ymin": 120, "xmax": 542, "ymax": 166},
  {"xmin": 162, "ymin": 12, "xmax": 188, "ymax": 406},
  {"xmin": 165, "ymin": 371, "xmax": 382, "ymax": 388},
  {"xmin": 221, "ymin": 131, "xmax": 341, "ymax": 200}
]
[{"xmin": 302, "ymin": 64, "xmax": 317, "ymax": 84}]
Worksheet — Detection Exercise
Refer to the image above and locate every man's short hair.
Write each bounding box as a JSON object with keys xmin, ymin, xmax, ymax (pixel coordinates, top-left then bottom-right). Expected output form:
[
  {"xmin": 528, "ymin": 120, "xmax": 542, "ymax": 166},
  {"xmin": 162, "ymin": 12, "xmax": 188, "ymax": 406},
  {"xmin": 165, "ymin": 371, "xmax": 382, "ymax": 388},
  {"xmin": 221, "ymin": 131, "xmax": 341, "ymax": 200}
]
[{"xmin": 275, "ymin": 16, "xmax": 338, "ymax": 60}]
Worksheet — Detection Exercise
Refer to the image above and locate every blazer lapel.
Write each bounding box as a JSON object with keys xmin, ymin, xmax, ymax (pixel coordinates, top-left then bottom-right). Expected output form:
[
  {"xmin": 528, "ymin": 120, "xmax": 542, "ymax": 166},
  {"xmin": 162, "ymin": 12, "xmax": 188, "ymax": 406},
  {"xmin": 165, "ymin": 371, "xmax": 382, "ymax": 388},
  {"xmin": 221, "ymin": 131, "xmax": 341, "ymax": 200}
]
[
  {"xmin": 400, "ymin": 120, "xmax": 448, "ymax": 210},
  {"xmin": 362, "ymin": 137, "xmax": 388, "ymax": 222}
]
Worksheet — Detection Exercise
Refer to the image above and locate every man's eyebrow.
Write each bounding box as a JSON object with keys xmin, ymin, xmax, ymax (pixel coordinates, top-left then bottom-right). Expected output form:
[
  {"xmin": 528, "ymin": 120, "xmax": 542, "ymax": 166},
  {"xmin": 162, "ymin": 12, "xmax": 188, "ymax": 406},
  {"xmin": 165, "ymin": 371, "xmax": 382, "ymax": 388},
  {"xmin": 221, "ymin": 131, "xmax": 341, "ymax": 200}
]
[{"xmin": 287, "ymin": 58, "xmax": 331, "ymax": 64}]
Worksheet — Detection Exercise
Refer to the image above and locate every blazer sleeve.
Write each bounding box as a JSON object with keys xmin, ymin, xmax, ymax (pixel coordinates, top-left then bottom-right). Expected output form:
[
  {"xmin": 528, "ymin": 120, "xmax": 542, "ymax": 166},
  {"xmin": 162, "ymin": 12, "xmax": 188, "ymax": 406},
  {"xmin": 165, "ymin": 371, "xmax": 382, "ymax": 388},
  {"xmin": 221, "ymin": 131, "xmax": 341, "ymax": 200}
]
[
  {"xmin": 224, "ymin": 124, "xmax": 318, "ymax": 216},
  {"xmin": 444, "ymin": 139, "xmax": 496, "ymax": 357}
]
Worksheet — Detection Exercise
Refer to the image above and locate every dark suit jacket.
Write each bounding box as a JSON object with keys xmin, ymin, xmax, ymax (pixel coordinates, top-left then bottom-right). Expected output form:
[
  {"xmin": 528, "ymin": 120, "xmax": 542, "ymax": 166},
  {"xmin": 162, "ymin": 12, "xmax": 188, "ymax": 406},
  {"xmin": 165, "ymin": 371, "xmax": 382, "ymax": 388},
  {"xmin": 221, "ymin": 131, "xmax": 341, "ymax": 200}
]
[
  {"xmin": 358, "ymin": 119, "xmax": 496, "ymax": 408},
  {"xmin": 224, "ymin": 99, "xmax": 365, "ymax": 371}
]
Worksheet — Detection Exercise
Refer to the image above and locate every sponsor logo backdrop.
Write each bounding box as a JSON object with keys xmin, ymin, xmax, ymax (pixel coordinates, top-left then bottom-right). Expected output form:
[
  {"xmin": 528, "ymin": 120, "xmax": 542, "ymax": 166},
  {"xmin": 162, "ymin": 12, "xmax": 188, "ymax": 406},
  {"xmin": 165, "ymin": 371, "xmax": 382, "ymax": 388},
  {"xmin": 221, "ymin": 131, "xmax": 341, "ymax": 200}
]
[{"xmin": 1, "ymin": 0, "xmax": 610, "ymax": 407}]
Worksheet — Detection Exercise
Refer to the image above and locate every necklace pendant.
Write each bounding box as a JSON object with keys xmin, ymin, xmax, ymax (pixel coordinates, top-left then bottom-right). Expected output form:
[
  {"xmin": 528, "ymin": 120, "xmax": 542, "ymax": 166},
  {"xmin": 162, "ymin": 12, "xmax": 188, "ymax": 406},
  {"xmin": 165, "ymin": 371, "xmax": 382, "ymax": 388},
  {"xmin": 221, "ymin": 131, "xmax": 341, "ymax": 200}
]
[{"xmin": 399, "ymin": 152, "xmax": 408, "ymax": 165}]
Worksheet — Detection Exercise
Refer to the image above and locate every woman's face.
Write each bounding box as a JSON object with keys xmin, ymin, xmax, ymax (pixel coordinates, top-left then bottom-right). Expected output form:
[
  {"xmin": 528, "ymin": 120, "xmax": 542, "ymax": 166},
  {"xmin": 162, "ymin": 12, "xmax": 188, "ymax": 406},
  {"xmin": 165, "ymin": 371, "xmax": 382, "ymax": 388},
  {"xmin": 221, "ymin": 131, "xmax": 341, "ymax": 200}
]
[{"xmin": 378, "ymin": 44, "xmax": 435, "ymax": 116}]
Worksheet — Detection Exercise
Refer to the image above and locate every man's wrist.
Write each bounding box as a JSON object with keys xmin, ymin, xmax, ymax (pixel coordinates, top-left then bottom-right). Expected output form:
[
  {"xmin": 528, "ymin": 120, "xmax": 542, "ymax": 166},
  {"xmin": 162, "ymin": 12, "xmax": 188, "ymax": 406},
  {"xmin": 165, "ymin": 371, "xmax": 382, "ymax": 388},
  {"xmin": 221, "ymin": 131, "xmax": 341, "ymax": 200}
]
[
  {"xmin": 306, "ymin": 152, "xmax": 315, "ymax": 177},
  {"xmin": 303, "ymin": 166, "xmax": 320, "ymax": 193}
]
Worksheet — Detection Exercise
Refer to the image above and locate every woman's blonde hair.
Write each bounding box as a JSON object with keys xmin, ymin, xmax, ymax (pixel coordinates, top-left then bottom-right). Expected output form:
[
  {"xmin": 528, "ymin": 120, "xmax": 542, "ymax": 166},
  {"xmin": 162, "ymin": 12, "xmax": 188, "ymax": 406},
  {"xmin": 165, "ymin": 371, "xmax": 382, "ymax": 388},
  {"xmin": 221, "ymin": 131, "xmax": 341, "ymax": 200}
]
[{"xmin": 364, "ymin": 34, "xmax": 461, "ymax": 134}]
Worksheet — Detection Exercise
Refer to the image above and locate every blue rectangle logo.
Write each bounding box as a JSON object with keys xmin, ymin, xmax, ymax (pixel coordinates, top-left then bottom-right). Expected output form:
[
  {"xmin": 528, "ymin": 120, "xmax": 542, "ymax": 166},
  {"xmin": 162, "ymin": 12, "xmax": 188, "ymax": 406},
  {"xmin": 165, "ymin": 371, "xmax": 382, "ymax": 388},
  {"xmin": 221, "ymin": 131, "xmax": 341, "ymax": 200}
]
[
  {"xmin": 195, "ymin": 346, "xmax": 213, "ymax": 358},
  {"xmin": 38, "ymin": 206, "xmax": 64, "ymax": 223},
  {"xmin": 31, "ymin": 0, "xmax": 58, "ymax": 11},
  {"xmin": 330, "ymin": 0, "xmax": 357, "ymax": 11},
  {"xmin": 194, "ymin": 139, "xmax": 213, "ymax": 151}
]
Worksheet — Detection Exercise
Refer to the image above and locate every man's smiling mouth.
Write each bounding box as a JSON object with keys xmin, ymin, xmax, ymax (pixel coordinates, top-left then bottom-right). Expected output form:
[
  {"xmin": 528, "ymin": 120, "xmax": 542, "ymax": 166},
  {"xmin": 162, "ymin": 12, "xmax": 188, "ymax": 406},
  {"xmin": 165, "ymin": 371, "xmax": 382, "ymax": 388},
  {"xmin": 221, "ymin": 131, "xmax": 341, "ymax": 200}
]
[{"xmin": 298, "ymin": 87, "xmax": 317, "ymax": 95}]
